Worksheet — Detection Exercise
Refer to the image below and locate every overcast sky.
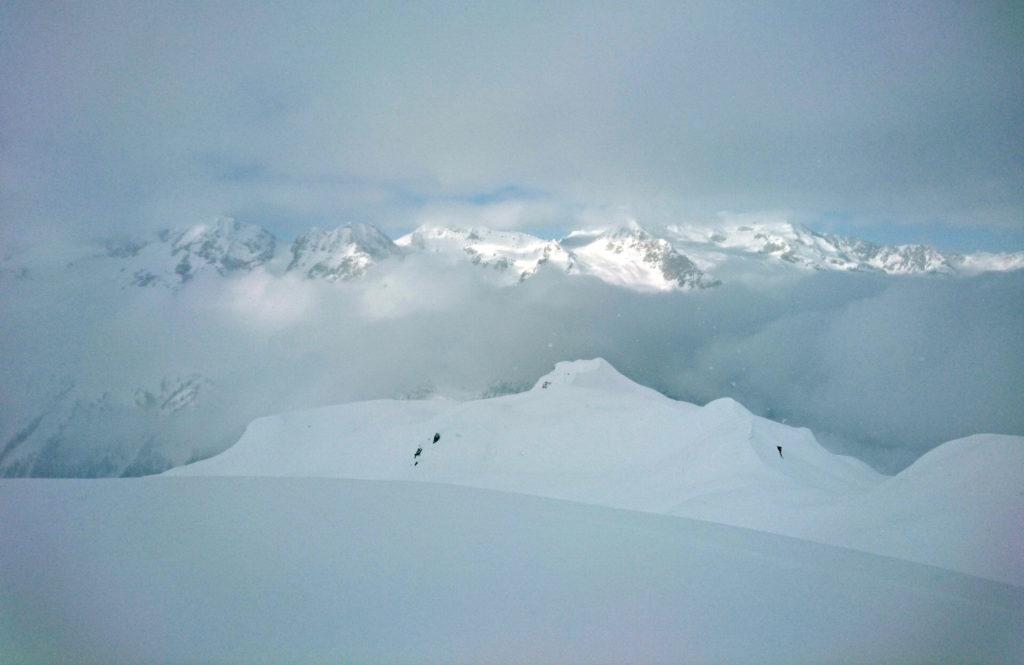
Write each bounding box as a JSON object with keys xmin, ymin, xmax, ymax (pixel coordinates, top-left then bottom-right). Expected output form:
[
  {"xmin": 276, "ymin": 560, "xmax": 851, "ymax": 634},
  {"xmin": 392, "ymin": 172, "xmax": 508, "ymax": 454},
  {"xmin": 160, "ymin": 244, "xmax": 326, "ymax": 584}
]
[{"xmin": 2, "ymin": 1, "xmax": 1022, "ymax": 250}]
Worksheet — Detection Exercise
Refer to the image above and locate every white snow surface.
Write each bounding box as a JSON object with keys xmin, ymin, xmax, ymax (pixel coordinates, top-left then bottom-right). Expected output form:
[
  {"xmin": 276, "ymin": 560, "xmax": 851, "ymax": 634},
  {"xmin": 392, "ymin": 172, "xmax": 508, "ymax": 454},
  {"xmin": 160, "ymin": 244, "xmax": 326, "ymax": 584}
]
[
  {"xmin": 396, "ymin": 225, "xmax": 574, "ymax": 284},
  {"xmin": 661, "ymin": 219, "xmax": 962, "ymax": 275},
  {"xmin": 172, "ymin": 358, "xmax": 1024, "ymax": 586},
  {"xmin": 2, "ymin": 477, "xmax": 1021, "ymax": 664},
  {"xmin": 561, "ymin": 226, "xmax": 717, "ymax": 291}
]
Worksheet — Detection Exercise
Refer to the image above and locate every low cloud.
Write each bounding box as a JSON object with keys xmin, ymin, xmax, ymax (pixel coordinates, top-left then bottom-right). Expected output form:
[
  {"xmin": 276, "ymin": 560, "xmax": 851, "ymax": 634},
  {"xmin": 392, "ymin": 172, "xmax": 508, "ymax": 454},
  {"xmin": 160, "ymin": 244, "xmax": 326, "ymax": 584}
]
[{"xmin": 2, "ymin": 253, "xmax": 1021, "ymax": 475}]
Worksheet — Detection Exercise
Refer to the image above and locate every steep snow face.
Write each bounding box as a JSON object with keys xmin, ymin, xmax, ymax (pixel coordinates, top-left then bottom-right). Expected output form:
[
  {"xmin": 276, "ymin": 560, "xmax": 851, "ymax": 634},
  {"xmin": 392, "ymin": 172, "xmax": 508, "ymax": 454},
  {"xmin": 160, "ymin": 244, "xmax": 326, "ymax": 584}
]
[
  {"xmin": 172, "ymin": 358, "xmax": 1024, "ymax": 585},
  {"xmin": 287, "ymin": 224, "xmax": 401, "ymax": 281},
  {"xmin": 101, "ymin": 217, "xmax": 276, "ymax": 288},
  {"xmin": 562, "ymin": 225, "xmax": 719, "ymax": 291},
  {"xmin": 396, "ymin": 225, "xmax": 573, "ymax": 284}
]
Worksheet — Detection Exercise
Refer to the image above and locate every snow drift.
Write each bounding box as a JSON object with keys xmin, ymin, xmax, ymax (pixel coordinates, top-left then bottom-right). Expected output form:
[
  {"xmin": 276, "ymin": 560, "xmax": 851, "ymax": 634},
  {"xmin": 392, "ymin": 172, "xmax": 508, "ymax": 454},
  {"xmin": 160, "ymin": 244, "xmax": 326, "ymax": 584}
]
[{"xmin": 2, "ymin": 477, "xmax": 1021, "ymax": 664}]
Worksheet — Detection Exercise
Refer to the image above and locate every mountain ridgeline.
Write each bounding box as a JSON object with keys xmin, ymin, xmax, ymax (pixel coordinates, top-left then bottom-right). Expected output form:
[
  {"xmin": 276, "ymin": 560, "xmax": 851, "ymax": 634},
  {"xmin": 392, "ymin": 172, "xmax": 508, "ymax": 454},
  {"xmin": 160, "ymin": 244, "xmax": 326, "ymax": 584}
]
[{"xmin": 89, "ymin": 217, "xmax": 1023, "ymax": 292}]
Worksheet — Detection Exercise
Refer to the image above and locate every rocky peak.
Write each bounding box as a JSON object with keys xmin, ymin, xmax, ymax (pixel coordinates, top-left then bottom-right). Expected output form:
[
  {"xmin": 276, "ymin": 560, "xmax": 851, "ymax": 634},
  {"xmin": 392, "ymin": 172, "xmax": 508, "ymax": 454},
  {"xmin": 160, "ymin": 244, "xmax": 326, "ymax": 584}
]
[
  {"xmin": 288, "ymin": 224, "xmax": 400, "ymax": 281},
  {"xmin": 168, "ymin": 217, "xmax": 276, "ymax": 281}
]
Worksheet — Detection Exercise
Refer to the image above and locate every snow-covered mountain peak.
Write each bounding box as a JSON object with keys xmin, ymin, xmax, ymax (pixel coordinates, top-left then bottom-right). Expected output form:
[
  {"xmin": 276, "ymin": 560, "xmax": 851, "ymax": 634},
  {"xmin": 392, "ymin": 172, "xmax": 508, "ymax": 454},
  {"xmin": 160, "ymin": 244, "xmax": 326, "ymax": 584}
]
[
  {"xmin": 563, "ymin": 224, "xmax": 719, "ymax": 291},
  {"xmin": 98, "ymin": 217, "xmax": 276, "ymax": 288},
  {"xmin": 73, "ymin": 216, "xmax": 1022, "ymax": 294},
  {"xmin": 394, "ymin": 223, "xmax": 717, "ymax": 291},
  {"xmin": 173, "ymin": 356, "xmax": 880, "ymax": 506},
  {"xmin": 396, "ymin": 224, "xmax": 574, "ymax": 283},
  {"xmin": 662, "ymin": 220, "xmax": 968, "ymax": 275},
  {"xmin": 287, "ymin": 223, "xmax": 400, "ymax": 281},
  {"xmin": 531, "ymin": 358, "xmax": 653, "ymax": 394},
  {"xmin": 167, "ymin": 217, "xmax": 276, "ymax": 279}
]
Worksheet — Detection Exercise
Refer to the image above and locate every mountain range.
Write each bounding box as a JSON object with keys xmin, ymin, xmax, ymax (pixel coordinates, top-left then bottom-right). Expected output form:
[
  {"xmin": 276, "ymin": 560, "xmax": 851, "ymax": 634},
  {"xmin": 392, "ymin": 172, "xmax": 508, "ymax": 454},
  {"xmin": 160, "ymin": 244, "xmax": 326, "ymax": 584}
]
[
  {"xmin": 2, "ymin": 217, "xmax": 1022, "ymax": 481},
  {"xmin": 78, "ymin": 216, "xmax": 1024, "ymax": 293}
]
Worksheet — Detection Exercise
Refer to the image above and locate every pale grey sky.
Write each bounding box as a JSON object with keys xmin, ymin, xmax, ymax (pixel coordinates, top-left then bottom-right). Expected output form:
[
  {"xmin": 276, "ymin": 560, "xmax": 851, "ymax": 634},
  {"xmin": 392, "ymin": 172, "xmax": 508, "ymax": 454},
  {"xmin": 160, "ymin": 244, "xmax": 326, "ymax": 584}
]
[{"xmin": 2, "ymin": 1, "xmax": 1022, "ymax": 249}]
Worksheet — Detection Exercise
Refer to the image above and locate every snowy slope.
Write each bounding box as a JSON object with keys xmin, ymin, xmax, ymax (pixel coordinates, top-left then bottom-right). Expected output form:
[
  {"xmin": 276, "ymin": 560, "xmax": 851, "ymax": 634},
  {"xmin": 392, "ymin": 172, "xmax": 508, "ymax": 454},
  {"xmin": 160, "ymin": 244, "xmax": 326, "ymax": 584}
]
[
  {"xmin": 173, "ymin": 359, "xmax": 881, "ymax": 507},
  {"xmin": 562, "ymin": 225, "xmax": 719, "ymax": 291},
  {"xmin": 663, "ymin": 220, "xmax": 963, "ymax": 275},
  {"xmin": 2, "ymin": 477, "xmax": 1021, "ymax": 664},
  {"xmin": 396, "ymin": 223, "xmax": 717, "ymax": 290},
  {"xmin": 394, "ymin": 220, "xmax": 1022, "ymax": 287},
  {"xmin": 396, "ymin": 225, "xmax": 574, "ymax": 284},
  {"xmin": 171, "ymin": 358, "xmax": 1024, "ymax": 585}
]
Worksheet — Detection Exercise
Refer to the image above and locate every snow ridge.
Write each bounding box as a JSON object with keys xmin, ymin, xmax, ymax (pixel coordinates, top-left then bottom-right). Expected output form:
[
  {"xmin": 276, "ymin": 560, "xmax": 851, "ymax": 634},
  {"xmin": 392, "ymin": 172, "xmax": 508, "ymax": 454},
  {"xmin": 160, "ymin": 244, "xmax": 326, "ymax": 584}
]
[{"xmin": 170, "ymin": 357, "xmax": 1024, "ymax": 585}]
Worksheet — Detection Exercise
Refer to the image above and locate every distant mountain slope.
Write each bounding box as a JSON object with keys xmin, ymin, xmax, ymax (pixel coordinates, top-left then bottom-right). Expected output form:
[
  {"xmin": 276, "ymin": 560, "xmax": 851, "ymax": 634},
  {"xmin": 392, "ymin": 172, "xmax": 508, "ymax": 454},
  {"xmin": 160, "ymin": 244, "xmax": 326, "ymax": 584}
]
[
  {"xmin": 73, "ymin": 217, "xmax": 1024, "ymax": 293},
  {"xmin": 171, "ymin": 358, "xmax": 1024, "ymax": 585},
  {"xmin": 396, "ymin": 225, "xmax": 575, "ymax": 284},
  {"xmin": 562, "ymin": 225, "xmax": 720, "ymax": 290},
  {"xmin": 287, "ymin": 223, "xmax": 401, "ymax": 281},
  {"xmin": 102, "ymin": 217, "xmax": 276, "ymax": 288},
  {"xmin": 662, "ymin": 219, "xmax": 1024, "ymax": 276},
  {"xmin": 0, "ymin": 374, "xmax": 237, "ymax": 478}
]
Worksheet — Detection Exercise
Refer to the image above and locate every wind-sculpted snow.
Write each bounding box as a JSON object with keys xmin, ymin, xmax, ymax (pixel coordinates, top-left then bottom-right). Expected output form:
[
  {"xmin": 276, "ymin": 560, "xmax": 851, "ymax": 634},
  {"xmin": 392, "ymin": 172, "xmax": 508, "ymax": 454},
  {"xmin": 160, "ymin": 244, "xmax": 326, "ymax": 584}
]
[
  {"xmin": 172, "ymin": 359, "xmax": 1024, "ymax": 585},
  {"xmin": 2, "ymin": 478, "xmax": 1021, "ymax": 664}
]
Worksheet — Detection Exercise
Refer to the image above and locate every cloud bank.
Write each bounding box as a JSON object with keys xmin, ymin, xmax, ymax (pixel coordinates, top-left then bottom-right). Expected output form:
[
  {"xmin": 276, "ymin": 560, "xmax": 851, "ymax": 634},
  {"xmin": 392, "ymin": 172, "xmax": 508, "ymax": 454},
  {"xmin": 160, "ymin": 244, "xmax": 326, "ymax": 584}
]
[
  {"xmin": 2, "ymin": 1, "xmax": 1022, "ymax": 248},
  {"xmin": 2, "ymin": 252, "xmax": 1021, "ymax": 475}
]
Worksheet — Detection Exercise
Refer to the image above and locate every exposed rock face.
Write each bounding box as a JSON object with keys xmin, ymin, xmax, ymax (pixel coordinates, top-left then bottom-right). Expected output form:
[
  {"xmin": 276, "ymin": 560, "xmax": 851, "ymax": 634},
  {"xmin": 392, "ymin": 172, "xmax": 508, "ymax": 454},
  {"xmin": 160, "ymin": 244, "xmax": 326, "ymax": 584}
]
[
  {"xmin": 168, "ymin": 217, "xmax": 276, "ymax": 281},
  {"xmin": 287, "ymin": 224, "xmax": 401, "ymax": 281}
]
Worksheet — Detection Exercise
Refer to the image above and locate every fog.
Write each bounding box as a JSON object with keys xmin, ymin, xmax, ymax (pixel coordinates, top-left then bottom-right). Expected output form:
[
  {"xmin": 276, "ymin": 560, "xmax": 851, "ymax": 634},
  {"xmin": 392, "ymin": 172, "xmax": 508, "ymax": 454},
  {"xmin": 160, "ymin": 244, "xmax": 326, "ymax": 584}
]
[{"xmin": 2, "ymin": 251, "xmax": 1021, "ymax": 475}]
